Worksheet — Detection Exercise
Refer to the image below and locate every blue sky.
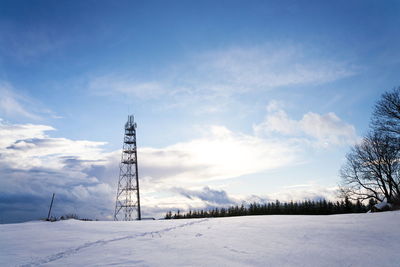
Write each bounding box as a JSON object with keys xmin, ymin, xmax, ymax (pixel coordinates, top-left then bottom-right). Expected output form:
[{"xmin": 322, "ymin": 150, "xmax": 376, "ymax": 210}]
[{"xmin": 0, "ymin": 0, "xmax": 399, "ymax": 223}]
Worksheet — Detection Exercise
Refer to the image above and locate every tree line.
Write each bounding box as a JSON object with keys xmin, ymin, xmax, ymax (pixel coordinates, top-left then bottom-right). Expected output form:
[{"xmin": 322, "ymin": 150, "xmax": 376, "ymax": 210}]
[{"xmin": 165, "ymin": 198, "xmax": 375, "ymax": 219}]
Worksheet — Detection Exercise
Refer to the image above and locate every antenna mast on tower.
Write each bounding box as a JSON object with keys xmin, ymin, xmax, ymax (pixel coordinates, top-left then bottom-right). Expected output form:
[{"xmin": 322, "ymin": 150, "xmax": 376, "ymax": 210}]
[{"xmin": 114, "ymin": 115, "xmax": 141, "ymax": 221}]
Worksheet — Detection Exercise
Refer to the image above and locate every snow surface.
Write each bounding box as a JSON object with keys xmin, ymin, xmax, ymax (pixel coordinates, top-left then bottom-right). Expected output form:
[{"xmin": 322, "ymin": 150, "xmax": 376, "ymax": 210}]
[{"xmin": 1, "ymin": 211, "xmax": 400, "ymax": 266}]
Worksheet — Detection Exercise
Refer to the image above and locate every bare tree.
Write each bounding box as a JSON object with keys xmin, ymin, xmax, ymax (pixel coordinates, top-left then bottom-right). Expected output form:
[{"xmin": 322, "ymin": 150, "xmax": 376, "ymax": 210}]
[
  {"xmin": 341, "ymin": 87, "xmax": 400, "ymax": 205},
  {"xmin": 372, "ymin": 87, "xmax": 400, "ymax": 135},
  {"xmin": 340, "ymin": 131, "xmax": 400, "ymax": 204}
]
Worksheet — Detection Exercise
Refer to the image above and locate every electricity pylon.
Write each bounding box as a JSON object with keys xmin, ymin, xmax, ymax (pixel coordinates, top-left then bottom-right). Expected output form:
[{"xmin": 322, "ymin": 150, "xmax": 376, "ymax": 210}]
[{"xmin": 114, "ymin": 115, "xmax": 141, "ymax": 221}]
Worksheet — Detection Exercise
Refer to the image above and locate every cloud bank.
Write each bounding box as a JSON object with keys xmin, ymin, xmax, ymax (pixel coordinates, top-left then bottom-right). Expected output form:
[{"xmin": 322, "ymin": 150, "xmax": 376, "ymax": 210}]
[
  {"xmin": 0, "ymin": 118, "xmax": 299, "ymax": 222},
  {"xmin": 0, "ymin": 119, "xmax": 114, "ymax": 223},
  {"xmin": 0, "ymin": 98, "xmax": 356, "ymax": 222}
]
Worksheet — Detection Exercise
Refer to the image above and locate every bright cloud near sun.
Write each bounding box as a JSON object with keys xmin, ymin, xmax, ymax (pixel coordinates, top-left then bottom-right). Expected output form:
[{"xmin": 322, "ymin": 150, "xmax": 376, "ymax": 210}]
[{"xmin": 139, "ymin": 125, "xmax": 298, "ymax": 184}]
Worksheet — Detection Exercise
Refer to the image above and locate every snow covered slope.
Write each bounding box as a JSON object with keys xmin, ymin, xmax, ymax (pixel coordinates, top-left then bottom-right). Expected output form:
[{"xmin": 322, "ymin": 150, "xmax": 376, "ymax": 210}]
[{"xmin": 1, "ymin": 211, "xmax": 399, "ymax": 266}]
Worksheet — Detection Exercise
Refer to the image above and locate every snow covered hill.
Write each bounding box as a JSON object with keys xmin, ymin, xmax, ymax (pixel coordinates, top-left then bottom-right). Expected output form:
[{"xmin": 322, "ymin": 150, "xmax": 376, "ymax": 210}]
[{"xmin": 1, "ymin": 211, "xmax": 399, "ymax": 266}]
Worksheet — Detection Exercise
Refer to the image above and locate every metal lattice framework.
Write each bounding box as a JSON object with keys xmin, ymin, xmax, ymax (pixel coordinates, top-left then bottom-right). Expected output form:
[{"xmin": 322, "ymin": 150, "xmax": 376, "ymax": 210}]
[{"xmin": 114, "ymin": 115, "xmax": 141, "ymax": 221}]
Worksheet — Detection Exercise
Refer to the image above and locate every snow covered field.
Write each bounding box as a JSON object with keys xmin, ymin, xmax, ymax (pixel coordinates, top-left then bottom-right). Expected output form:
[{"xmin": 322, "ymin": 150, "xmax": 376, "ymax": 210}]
[{"xmin": 1, "ymin": 211, "xmax": 399, "ymax": 267}]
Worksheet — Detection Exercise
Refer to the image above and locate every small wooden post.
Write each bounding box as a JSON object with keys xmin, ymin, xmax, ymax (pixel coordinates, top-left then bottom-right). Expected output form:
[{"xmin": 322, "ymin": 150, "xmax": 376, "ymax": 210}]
[{"xmin": 47, "ymin": 193, "xmax": 55, "ymax": 221}]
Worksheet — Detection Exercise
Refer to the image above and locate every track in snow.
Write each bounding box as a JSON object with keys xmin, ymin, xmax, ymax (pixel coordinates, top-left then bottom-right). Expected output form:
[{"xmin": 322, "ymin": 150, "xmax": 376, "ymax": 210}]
[{"xmin": 20, "ymin": 219, "xmax": 208, "ymax": 267}]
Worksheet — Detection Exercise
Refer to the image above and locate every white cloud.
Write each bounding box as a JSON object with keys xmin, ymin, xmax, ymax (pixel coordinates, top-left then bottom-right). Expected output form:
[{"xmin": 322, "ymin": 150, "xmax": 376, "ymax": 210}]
[
  {"xmin": 0, "ymin": 83, "xmax": 42, "ymax": 120},
  {"xmin": 190, "ymin": 45, "xmax": 355, "ymax": 94},
  {"xmin": 301, "ymin": 112, "xmax": 357, "ymax": 145},
  {"xmin": 0, "ymin": 121, "xmax": 53, "ymax": 148},
  {"xmin": 0, "ymin": 120, "xmax": 107, "ymax": 170},
  {"xmin": 254, "ymin": 102, "xmax": 357, "ymax": 146},
  {"xmin": 254, "ymin": 105, "xmax": 298, "ymax": 135},
  {"xmin": 89, "ymin": 75, "xmax": 165, "ymax": 99},
  {"xmin": 87, "ymin": 44, "xmax": 356, "ymax": 108},
  {"xmin": 0, "ymin": 81, "xmax": 61, "ymax": 121}
]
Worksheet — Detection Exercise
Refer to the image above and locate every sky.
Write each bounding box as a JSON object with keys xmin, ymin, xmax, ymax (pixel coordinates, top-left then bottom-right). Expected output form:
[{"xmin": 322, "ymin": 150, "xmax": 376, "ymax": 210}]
[{"xmin": 0, "ymin": 0, "xmax": 399, "ymax": 223}]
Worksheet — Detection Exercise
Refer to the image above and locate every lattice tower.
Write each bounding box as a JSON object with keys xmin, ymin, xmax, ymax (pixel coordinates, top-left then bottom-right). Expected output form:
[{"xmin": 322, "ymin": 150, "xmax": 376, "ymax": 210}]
[{"xmin": 114, "ymin": 115, "xmax": 141, "ymax": 221}]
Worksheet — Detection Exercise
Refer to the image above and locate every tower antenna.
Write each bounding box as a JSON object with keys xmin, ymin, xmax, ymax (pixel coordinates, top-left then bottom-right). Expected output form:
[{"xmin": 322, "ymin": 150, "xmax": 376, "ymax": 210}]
[{"xmin": 114, "ymin": 115, "xmax": 141, "ymax": 220}]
